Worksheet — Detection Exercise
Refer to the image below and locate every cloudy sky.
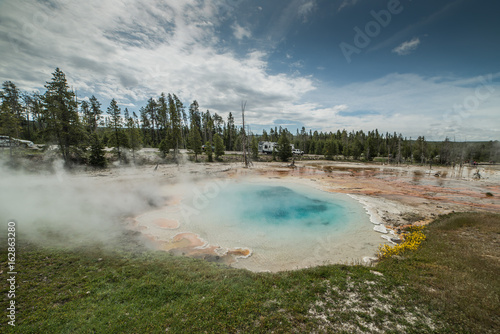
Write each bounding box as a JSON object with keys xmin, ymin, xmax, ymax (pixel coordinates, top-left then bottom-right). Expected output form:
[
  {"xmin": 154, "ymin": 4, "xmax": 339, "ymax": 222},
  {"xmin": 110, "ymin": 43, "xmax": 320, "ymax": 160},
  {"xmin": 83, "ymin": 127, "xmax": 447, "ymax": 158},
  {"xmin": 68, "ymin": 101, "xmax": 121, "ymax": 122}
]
[{"xmin": 1, "ymin": 0, "xmax": 499, "ymax": 141}]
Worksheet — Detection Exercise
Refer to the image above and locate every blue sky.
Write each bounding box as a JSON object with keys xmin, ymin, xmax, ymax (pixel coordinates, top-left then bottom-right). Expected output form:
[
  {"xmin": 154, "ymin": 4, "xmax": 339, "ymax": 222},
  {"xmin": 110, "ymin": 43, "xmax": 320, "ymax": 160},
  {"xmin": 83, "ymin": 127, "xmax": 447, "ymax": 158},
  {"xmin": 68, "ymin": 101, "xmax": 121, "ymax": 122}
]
[{"xmin": 1, "ymin": 0, "xmax": 499, "ymax": 140}]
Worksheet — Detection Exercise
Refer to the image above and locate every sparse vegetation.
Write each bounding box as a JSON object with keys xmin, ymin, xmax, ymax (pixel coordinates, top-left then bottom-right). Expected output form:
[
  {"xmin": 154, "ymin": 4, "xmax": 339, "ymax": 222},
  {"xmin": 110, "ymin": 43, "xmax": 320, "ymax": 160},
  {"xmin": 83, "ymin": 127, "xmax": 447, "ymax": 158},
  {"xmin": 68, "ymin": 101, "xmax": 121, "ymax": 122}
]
[
  {"xmin": 401, "ymin": 212, "xmax": 425, "ymax": 223},
  {"xmin": 378, "ymin": 225, "xmax": 426, "ymax": 259}
]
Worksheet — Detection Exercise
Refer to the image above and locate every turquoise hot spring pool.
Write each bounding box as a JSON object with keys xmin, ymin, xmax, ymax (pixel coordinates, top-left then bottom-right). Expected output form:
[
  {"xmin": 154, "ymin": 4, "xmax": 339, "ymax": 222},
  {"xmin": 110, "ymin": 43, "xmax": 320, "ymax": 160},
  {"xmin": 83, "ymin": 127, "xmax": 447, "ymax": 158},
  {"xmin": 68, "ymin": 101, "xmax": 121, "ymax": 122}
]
[{"xmin": 179, "ymin": 180, "xmax": 381, "ymax": 272}]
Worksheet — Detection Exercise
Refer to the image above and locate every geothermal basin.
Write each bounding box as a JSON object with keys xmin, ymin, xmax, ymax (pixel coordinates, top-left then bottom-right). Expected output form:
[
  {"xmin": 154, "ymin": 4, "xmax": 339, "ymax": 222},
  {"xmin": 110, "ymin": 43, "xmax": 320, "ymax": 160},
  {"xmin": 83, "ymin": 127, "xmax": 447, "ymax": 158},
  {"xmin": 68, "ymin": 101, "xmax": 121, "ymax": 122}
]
[{"xmin": 132, "ymin": 178, "xmax": 383, "ymax": 272}]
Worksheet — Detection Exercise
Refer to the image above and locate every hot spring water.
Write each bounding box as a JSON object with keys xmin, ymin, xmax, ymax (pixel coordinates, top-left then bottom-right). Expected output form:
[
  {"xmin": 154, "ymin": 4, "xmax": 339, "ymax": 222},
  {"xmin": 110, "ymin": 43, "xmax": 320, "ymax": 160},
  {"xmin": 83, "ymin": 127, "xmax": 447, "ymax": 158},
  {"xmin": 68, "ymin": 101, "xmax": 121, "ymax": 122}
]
[{"xmin": 177, "ymin": 181, "xmax": 382, "ymax": 272}]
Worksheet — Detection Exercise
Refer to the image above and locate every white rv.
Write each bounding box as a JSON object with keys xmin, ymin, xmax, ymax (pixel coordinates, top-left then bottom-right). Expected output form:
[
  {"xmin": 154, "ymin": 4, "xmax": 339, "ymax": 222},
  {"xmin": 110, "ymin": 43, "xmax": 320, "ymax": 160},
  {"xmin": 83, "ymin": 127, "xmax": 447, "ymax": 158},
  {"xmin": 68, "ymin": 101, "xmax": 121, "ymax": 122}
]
[
  {"xmin": 258, "ymin": 141, "xmax": 295, "ymax": 154},
  {"xmin": 258, "ymin": 141, "xmax": 276, "ymax": 154},
  {"xmin": 0, "ymin": 136, "xmax": 34, "ymax": 148}
]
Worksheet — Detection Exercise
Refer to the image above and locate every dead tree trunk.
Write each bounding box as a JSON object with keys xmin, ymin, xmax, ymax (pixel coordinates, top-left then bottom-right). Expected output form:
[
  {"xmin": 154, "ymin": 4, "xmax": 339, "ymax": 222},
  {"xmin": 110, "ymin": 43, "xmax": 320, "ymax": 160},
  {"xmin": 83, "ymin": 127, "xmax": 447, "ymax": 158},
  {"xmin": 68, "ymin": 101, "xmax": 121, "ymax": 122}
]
[{"xmin": 241, "ymin": 101, "xmax": 250, "ymax": 168}]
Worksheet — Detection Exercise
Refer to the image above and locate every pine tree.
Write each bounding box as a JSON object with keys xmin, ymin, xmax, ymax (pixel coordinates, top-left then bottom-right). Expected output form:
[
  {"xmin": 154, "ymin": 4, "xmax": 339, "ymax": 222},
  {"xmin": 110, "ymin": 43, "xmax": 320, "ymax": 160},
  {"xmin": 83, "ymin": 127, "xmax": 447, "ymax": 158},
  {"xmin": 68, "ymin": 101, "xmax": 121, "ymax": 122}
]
[
  {"xmin": 174, "ymin": 94, "xmax": 187, "ymax": 149},
  {"xmin": 0, "ymin": 104, "xmax": 21, "ymax": 157},
  {"xmin": 168, "ymin": 94, "xmax": 182, "ymax": 159},
  {"xmin": 261, "ymin": 129, "xmax": 269, "ymax": 141},
  {"xmin": 414, "ymin": 136, "xmax": 427, "ymax": 164},
  {"xmin": 125, "ymin": 109, "xmax": 142, "ymax": 162},
  {"xmin": 0, "ymin": 81, "xmax": 23, "ymax": 157},
  {"xmin": 89, "ymin": 133, "xmax": 106, "ymax": 167},
  {"xmin": 81, "ymin": 100, "xmax": 92, "ymax": 133},
  {"xmin": 213, "ymin": 112, "xmax": 223, "ymax": 136},
  {"xmin": 22, "ymin": 92, "xmax": 43, "ymax": 141},
  {"xmin": 214, "ymin": 133, "xmax": 224, "ymax": 161},
  {"xmin": 145, "ymin": 98, "xmax": 158, "ymax": 146},
  {"xmin": 365, "ymin": 136, "xmax": 375, "ymax": 161},
  {"xmin": 43, "ymin": 68, "xmax": 86, "ymax": 166},
  {"xmin": 89, "ymin": 95, "xmax": 102, "ymax": 133},
  {"xmin": 158, "ymin": 93, "xmax": 169, "ymax": 140},
  {"xmin": 107, "ymin": 99, "xmax": 123, "ymax": 160},
  {"xmin": 189, "ymin": 101, "xmax": 201, "ymax": 135},
  {"xmin": 315, "ymin": 141, "xmax": 324, "ymax": 155},
  {"xmin": 0, "ymin": 81, "xmax": 22, "ymax": 123},
  {"xmin": 251, "ymin": 136, "xmax": 259, "ymax": 160},
  {"xmin": 202, "ymin": 110, "xmax": 213, "ymax": 144},
  {"xmin": 324, "ymin": 139, "xmax": 338, "ymax": 160},
  {"xmin": 206, "ymin": 141, "xmax": 213, "ymax": 162},
  {"xmin": 158, "ymin": 138, "xmax": 169, "ymax": 158},
  {"xmin": 277, "ymin": 131, "xmax": 292, "ymax": 162},
  {"xmin": 189, "ymin": 124, "xmax": 202, "ymax": 162},
  {"xmin": 226, "ymin": 112, "xmax": 235, "ymax": 150}
]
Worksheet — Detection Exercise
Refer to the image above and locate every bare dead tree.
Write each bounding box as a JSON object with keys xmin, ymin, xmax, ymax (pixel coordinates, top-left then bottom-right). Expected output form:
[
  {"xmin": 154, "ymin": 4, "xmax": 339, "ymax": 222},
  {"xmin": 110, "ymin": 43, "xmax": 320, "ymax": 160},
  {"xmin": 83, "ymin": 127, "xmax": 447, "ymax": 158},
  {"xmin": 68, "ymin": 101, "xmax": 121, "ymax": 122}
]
[
  {"xmin": 241, "ymin": 101, "xmax": 250, "ymax": 168},
  {"xmin": 397, "ymin": 135, "xmax": 402, "ymax": 165}
]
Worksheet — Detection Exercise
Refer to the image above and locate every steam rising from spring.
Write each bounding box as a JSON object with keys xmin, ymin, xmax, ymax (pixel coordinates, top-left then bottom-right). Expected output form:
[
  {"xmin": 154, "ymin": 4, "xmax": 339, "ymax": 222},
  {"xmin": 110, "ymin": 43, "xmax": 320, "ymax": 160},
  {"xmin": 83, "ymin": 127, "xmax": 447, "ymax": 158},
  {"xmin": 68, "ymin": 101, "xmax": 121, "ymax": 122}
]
[{"xmin": 0, "ymin": 161, "xmax": 165, "ymax": 247}]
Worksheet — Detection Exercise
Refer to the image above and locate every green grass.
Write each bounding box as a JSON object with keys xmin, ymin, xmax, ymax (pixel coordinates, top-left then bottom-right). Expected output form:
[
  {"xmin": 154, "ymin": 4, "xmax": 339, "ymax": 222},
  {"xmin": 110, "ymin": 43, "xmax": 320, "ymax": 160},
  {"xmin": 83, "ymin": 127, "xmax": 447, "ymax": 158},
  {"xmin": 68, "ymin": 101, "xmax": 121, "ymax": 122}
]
[
  {"xmin": 378, "ymin": 212, "xmax": 500, "ymax": 333},
  {"xmin": 1, "ymin": 212, "xmax": 499, "ymax": 333}
]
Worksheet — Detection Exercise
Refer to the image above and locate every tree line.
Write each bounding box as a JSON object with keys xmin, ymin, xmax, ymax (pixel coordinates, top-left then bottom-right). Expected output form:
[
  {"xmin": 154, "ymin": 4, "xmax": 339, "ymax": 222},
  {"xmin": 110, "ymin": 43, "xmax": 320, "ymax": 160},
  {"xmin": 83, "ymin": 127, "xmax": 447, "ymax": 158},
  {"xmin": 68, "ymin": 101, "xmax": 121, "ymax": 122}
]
[
  {"xmin": 277, "ymin": 128, "xmax": 499, "ymax": 165},
  {"xmin": 0, "ymin": 68, "xmax": 233, "ymax": 166},
  {"xmin": 1, "ymin": 68, "xmax": 498, "ymax": 167}
]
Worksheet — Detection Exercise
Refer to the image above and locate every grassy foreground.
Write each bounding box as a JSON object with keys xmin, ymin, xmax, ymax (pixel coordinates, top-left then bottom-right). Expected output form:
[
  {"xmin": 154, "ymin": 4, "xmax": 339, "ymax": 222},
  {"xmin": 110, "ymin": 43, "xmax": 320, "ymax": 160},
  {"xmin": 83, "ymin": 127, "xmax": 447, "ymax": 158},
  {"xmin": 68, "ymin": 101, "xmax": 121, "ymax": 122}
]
[{"xmin": 1, "ymin": 212, "xmax": 499, "ymax": 333}]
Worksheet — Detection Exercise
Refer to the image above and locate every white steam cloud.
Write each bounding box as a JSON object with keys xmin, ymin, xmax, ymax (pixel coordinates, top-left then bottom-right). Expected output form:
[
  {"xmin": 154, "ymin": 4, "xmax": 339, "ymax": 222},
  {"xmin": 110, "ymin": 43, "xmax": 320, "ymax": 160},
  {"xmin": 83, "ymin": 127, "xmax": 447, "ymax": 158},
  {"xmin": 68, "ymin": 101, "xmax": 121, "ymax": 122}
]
[{"xmin": 0, "ymin": 162, "xmax": 164, "ymax": 246}]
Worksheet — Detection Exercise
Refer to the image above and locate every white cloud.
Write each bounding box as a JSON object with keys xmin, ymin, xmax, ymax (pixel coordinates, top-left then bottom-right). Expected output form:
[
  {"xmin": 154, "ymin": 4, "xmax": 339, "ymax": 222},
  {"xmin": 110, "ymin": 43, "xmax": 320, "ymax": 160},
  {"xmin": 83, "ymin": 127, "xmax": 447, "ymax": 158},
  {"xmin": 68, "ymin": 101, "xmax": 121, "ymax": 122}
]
[
  {"xmin": 338, "ymin": 0, "xmax": 359, "ymax": 12},
  {"xmin": 300, "ymin": 73, "xmax": 500, "ymax": 140},
  {"xmin": 298, "ymin": 1, "xmax": 316, "ymax": 22},
  {"xmin": 392, "ymin": 37, "xmax": 421, "ymax": 55},
  {"xmin": 237, "ymin": 72, "xmax": 499, "ymax": 141},
  {"xmin": 0, "ymin": 0, "xmax": 314, "ymax": 120},
  {"xmin": 232, "ymin": 22, "xmax": 251, "ymax": 40},
  {"xmin": 1, "ymin": 1, "xmax": 498, "ymax": 141},
  {"xmin": 290, "ymin": 60, "xmax": 304, "ymax": 68}
]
